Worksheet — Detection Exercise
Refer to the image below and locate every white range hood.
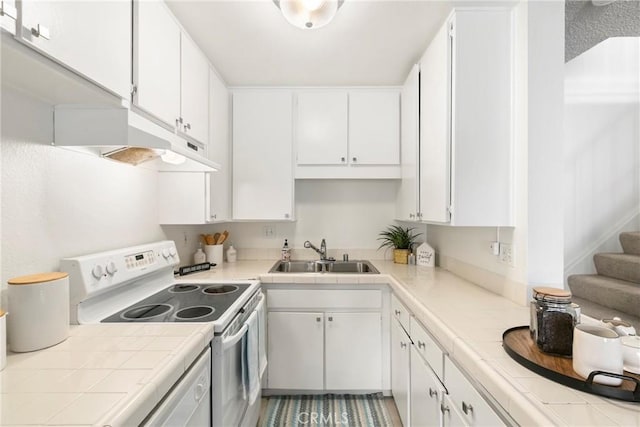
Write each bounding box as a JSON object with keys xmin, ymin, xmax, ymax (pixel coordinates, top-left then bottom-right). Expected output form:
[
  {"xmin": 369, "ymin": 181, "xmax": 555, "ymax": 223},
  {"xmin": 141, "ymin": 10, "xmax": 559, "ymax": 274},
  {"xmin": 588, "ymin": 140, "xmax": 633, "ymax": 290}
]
[{"xmin": 53, "ymin": 106, "xmax": 220, "ymax": 172}]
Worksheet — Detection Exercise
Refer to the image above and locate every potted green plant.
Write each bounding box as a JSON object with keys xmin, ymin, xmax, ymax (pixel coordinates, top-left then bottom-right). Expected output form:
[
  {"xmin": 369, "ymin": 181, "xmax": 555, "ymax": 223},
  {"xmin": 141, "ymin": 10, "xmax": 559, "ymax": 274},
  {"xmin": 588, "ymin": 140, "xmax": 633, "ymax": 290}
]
[{"xmin": 377, "ymin": 225, "xmax": 422, "ymax": 264}]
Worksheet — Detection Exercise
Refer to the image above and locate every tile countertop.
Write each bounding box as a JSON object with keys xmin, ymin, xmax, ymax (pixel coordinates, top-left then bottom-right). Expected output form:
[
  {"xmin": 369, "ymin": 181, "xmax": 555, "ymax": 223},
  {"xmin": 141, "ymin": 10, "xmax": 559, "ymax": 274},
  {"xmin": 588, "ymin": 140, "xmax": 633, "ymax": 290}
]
[
  {"xmin": 1, "ymin": 260, "xmax": 638, "ymax": 426},
  {"xmin": 196, "ymin": 260, "xmax": 640, "ymax": 426},
  {"xmin": 0, "ymin": 323, "xmax": 214, "ymax": 426}
]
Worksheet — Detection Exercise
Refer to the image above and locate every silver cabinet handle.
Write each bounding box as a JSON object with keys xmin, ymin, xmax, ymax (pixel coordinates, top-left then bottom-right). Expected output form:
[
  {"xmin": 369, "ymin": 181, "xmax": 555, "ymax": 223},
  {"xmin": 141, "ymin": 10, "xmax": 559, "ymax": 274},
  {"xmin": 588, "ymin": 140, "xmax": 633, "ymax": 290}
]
[
  {"xmin": 428, "ymin": 388, "xmax": 437, "ymax": 398},
  {"xmin": 341, "ymin": 157, "xmax": 346, "ymax": 162},
  {"xmin": 284, "ymin": 213, "xmax": 290, "ymax": 219},
  {"xmin": 184, "ymin": 123, "xmax": 191, "ymax": 131},
  {"xmin": 328, "ymin": 316, "xmax": 333, "ymax": 322},
  {"xmin": 400, "ymin": 342, "xmax": 407, "ymax": 349},
  {"xmin": 418, "ymin": 341, "xmax": 426, "ymax": 349},
  {"xmin": 0, "ymin": 1, "xmax": 17, "ymax": 19},
  {"xmin": 316, "ymin": 317, "xmax": 322, "ymax": 322},
  {"xmin": 31, "ymin": 23, "xmax": 50, "ymax": 40},
  {"xmin": 409, "ymin": 213, "xmax": 415, "ymax": 219},
  {"xmin": 440, "ymin": 403, "xmax": 450, "ymax": 414},
  {"xmin": 352, "ymin": 157, "xmax": 357, "ymax": 162},
  {"xmin": 462, "ymin": 401, "xmax": 474, "ymax": 415},
  {"xmin": 394, "ymin": 310, "xmax": 401, "ymax": 316}
]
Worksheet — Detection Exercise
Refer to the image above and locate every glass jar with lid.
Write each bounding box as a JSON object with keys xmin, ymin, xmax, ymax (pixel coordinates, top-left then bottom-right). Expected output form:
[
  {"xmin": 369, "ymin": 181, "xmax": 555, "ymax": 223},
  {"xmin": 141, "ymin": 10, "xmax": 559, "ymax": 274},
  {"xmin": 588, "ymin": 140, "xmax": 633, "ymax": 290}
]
[{"xmin": 530, "ymin": 287, "xmax": 577, "ymax": 356}]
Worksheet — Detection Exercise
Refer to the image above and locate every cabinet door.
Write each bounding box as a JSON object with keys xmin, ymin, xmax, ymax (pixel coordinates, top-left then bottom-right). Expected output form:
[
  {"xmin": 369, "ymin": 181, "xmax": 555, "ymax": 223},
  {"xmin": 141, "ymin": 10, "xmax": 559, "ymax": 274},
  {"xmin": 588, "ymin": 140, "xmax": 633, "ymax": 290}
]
[
  {"xmin": 397, "ymin": 64, "xmax": 420, "ymax": 221},
  {"xmin": 134, "ymin": 0, "xmax": 181, "ymax": 127},
  {"xmin": 442, "ymin": 394, "xmax": 467, "ymax": 427},
  {"xmin": 232, "ymin": 91, "xmax": 294, "ymax": 221},
  {"xmin": 208, "ymin": 69, "xmax": 230, "ymax": 222},
  {"xmin": 444, "ymin": 357, "xmax": 505, "ymax": 426},
  {"xmin": 411, "ymin": 346, "xmax": 445, "ymax": 427},
  {"xmin": 267, "ymin": 312, "xmax": 324, "ymax": 390},
  {"xmin": 1, "ymin": 0, "xmax": 17, "ymax": 35},
  {"xmin": 180, "ymin": 34, "xmax": 209, "ymax": 144},
  {"xmin": 296, "ymin": 92, "xmax": 348, "ymax": 165},
  {"xmin": 325, "ymin": 312, "xmax": 382, "ymax": 390},
  {"xmin": 349, "ymin": 91, "xmax": 400, "ymax": 165},
  {"xmin": 19, "ymin": 0, "xmax": 131, "ymax": 98},
  {"xmin": 391, "ymin": 319, "xmax": 410, "ymax": 427},
  {"xmin": 419, "ymin": 19, "xmax": 452, "ymax": 223}
]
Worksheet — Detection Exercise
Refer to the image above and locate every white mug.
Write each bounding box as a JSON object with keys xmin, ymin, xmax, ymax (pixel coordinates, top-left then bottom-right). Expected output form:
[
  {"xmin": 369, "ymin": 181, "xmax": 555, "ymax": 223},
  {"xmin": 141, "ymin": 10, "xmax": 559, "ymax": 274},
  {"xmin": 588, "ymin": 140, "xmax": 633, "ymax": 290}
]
[{"xmin": 572, "ymin": 324, "xmax": 623, "ymax": 386}]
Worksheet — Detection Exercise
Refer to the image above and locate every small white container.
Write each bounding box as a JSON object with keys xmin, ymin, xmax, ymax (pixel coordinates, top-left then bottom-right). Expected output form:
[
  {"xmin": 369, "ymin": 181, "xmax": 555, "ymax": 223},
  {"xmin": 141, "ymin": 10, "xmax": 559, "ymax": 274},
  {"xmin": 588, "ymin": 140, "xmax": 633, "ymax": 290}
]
[
  {"xmin": 193, "ymin": 247, "xmax": 206, "ymax": 264},
  {"xmin": 204, "ymin": 244, "xmax": 224, "ymax": 268},
  {"xmin": 621, "ymin": 335, "xmax": 640, "ymax": 374},
  {"xmin": 572, "ymin": 324, "xmax": 623, "ymax": 386},
  {"xmin": 226, "ymin": 245, "xmax": 237, "ymax": 263},
  {"xmin": 8, "ymin": 272, "xmax": 69, "ymax": 352},
  {"xmin": 0, "ymin": 310, "xmax": 6, "ymax": 370}
]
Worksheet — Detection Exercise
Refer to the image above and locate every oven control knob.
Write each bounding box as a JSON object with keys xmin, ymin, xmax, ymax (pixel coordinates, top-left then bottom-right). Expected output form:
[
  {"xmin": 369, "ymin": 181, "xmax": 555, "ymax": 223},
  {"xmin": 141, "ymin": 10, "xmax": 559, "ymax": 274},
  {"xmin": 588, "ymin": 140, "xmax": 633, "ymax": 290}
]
[
  {"xmin": 91, "ymin": 264, "xmax": 104, "ymax": 279},
  {"xmin": 169, "ymin": 247, "xmax": 177, "ymax": 257},
  {"xmin": 162, "ymin": 248, "xmax": 170, "ymax": 259},
  {"xmin": 106, "ymin": 261, "xmax": 118, "ymax": 275}
]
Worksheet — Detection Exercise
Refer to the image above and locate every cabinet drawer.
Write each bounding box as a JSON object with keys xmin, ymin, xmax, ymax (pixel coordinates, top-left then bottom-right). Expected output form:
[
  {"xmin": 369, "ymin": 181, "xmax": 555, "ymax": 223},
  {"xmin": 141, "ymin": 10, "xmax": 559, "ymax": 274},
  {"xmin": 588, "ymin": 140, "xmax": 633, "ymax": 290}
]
[
  {"xmin": 410, "ymin": 317, "xmax": 444, "ymax": 381},
  {"xmin": 444, "ymin": 356, "xmax": 505, "ymax": 426},
  {"xmin": 267, "ymin": 289, "xmax": 381, "ymax": 309},
  {"xmin": 391, "ymin": 294, "xmax": 410, "ymax": 331}
]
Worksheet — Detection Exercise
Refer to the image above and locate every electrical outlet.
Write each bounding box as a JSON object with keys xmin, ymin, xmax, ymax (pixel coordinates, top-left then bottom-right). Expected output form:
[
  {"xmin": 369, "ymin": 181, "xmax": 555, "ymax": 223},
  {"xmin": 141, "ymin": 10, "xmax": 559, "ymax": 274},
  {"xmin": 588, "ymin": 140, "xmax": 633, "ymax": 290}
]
[
  {"xmin": 263, "ymin": 226, "xmax": 275, "ymax": 239},
  {"xmin": 490, "ymin": 241, "xmax": 500, "ymax": 256},
  {"xmin": 499, "ymin": 243, "xmax": 515, "ymax": 266}
]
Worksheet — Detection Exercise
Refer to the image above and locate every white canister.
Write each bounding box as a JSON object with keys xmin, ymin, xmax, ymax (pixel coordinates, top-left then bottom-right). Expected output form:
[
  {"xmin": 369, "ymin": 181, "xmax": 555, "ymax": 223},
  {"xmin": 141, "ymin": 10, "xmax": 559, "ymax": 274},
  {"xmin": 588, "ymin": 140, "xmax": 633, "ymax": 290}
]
[
  {"xmin": 8, "ymin": 272, "xmax": 70, "ymax": 352},
  {"xmin": 0, "ymin": 310, "xmax": 6, "ymax": 370},
  {"xmin": 572, "ymin": 324, "xmax": 623, "ymax": 386},
  {"xmin": 204, "ymin": 244, "xmax": 224, "ymax": 268}
]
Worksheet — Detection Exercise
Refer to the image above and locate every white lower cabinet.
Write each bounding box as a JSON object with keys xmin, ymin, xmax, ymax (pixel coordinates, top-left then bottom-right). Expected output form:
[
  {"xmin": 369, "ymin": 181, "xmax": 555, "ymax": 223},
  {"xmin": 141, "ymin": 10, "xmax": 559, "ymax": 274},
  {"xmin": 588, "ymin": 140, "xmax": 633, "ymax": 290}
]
[
  {"xmin": 410, "ymin": 346, "xmax": 445, "ymax": 427},
  {"xmin": 441, "ymin": 394, "xmax": 467, "ymax": 427},
  {"xmin": 267, "ymin": 312, "xmax": 324, "ymax": 390},
  {"xmin": 444, "ymin": 357, "xmax": 505, "ymax": 427},
  {"xmin": 266, "ymin": 287, "xmax": 386, "ymax": 392},
  {"xmin": 391, "ymin": 319, "xmax": 410, "ymax": 426}
]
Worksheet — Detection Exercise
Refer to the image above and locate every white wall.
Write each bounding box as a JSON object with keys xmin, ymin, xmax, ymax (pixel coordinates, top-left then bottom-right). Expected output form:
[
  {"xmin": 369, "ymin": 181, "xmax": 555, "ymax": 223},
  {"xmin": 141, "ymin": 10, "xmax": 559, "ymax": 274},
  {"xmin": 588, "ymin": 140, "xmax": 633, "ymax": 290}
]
[
  {"xmin": 564, "ymin": 37, "xmax": 640, "ymax": 279},
  {"xmin": 164, "ymin": 179, "xmax": 400, "ymax": 263},
  {"xmin": 0, "ymin": 88, "xmax": 166, "ymax": 295}
]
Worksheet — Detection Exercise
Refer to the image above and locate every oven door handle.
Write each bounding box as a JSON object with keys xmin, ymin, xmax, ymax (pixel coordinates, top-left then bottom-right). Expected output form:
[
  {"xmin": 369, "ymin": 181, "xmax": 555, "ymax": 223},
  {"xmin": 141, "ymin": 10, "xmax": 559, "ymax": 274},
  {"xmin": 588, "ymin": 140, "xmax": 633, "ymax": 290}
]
[{"xmin": 222, "ymin": 323, "xmax": 248, "ymax": 350}]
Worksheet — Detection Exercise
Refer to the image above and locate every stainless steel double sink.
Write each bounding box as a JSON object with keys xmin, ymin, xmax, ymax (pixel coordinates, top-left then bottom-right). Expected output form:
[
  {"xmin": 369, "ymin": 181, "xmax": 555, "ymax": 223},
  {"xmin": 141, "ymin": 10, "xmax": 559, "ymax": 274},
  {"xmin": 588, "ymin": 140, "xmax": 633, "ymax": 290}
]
[{"xmin": 269, "ymin": 260, "xmax": 379, "ymax": 274}]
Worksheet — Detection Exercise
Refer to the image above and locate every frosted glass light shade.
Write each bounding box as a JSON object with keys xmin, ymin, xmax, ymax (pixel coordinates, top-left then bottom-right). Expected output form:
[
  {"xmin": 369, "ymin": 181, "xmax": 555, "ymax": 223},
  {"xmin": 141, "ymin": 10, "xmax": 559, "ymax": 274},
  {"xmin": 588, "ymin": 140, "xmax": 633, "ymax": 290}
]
[{"xmin": 276, "ymin": 0, "xmax": 341, "ymax": 30}]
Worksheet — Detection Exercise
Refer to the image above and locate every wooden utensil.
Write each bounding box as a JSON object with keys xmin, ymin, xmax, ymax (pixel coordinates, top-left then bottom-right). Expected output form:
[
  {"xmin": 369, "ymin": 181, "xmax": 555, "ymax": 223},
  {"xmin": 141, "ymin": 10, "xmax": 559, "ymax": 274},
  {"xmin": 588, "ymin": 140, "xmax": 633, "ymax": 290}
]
[
  {"xmin": 213, "ymin": 233, "xmax": 221, "ymax": 244},
  {"xmin": 217, "ymin": 230, "xmax": 229, "ymax": 245}
]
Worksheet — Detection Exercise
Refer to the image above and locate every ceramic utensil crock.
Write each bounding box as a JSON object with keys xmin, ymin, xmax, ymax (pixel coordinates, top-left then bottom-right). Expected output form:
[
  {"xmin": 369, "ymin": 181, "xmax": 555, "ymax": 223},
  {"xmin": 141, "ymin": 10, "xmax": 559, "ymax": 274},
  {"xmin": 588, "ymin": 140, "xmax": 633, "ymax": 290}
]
[
  {"xmin": 572, "ymin": 324, "xmax": 623, "ymax": 386},
  {"xmin": 8, "ymin": 272, "xmax": 69, "ymax": 352}
]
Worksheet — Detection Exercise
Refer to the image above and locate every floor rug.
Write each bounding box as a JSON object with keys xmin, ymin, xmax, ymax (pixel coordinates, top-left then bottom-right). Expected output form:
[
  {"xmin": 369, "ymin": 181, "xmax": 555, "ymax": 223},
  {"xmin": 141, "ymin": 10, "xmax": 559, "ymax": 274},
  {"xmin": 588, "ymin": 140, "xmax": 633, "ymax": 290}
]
[{"xmin": 261, "ymin": 393, "xmax": 393, "ymax": 427}]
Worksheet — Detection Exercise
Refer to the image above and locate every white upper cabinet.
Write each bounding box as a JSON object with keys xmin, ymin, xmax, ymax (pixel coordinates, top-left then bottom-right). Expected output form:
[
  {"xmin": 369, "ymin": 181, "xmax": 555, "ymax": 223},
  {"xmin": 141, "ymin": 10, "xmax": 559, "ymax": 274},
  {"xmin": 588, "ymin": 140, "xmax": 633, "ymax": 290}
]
[
  {"xmin": 134, "ymin": 0, "xmax": 209, "ymax": 146},
  {"xmin": 296, "ymin": 92, "xmax": 348, "ymax": 165},
  {"xmin": 232, "ymin": 90, "xmax": 294, "ymax": 221},
  {"xmin": 208, "ymin": 68, "xmax": 230, "ymax": 223},
  {"xmin": 419, "ymin": 8, "xmax": 513, "ymax": 226},
  {"xmin": 1, "ymin": 0, "xmax": 17, "ymax": 35},
  {"xmin": 18, "ymin": 0, "xmax": 131, "ymax": 99},
  {"xmin": 295, "ymin": 89, "xmax": 400, "ymax": 179},
  {"xmin": 396, "ymin": 64, "xmax": 421, "ymax": 222},
  {"xmin": 349, "ymin": 91, "xmax": 400, "ymax": 165},
  {"xmin": 179, "ymin": 34, "xmax": 209, "ymax": 144},
  {"xmin": 134, "ymin": 0, "xmax": 181, "ymax": 127}
]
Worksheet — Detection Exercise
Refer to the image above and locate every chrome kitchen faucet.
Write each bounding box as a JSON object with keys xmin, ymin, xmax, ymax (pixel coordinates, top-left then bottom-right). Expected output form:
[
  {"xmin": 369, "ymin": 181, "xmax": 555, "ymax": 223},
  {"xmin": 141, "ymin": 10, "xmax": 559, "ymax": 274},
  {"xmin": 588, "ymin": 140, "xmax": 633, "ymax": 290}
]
[{"xmin": 304, "ymin": 239, "xmax": 328, "ymax": 260}]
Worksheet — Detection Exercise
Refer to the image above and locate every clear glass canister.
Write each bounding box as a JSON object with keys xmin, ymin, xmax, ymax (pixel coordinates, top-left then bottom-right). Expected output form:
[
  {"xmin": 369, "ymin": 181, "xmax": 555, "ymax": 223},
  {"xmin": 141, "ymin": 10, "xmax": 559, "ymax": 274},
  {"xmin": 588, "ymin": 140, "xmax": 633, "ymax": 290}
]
[{"xmin": 529, "ymin": 287, "xmax": 577, "ymax": 356}]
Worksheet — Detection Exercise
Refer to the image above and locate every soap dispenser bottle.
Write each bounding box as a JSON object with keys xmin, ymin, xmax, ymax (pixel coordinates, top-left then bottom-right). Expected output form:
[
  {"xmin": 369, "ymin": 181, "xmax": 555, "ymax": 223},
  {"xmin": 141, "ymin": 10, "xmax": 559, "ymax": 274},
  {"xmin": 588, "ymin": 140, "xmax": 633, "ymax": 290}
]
[
  {"xmin": 281, "ymin": 239, "xmax": 291, "ymax": 261},
  {"xmin": 193, "ymin": 246, "xmax": 206, "ymax": 264}
]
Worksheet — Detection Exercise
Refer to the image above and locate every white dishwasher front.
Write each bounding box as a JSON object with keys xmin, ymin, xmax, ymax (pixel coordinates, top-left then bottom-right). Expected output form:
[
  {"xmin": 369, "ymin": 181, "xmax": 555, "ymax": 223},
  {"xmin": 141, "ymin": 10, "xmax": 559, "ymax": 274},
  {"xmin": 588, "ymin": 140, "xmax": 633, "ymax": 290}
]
[{"xmin": 143, "ymin": 347, "xmax": 211, "ymax": 426}]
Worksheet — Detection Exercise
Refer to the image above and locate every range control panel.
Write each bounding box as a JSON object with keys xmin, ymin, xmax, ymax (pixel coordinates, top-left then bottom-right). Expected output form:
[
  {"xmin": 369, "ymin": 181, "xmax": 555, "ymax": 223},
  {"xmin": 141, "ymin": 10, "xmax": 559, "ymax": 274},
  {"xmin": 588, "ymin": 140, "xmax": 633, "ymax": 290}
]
[
  {"xmin": 61, "ymin": 241, "xmax": 179, "ymax": 306},
  {"xmin": 125, "ymin": 250, "xmax": 156, "ymax": 270}
]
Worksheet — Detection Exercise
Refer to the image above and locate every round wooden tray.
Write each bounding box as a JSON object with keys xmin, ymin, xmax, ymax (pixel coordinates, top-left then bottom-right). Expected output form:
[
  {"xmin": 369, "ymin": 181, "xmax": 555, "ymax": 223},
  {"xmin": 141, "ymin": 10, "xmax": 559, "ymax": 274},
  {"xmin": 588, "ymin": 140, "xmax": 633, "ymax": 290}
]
[{"xmin": 502, "ymin": 326, "xmax": 640, "ymax": 403}]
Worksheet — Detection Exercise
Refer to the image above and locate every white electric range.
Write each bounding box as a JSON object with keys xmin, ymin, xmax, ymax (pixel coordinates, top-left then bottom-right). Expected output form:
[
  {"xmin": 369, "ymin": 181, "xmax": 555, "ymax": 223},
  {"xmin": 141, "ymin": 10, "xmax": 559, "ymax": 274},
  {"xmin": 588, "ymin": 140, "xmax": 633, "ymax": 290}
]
[{"xmin": 60, "ymin": 240, "xmax": 264, "ymax": 427}]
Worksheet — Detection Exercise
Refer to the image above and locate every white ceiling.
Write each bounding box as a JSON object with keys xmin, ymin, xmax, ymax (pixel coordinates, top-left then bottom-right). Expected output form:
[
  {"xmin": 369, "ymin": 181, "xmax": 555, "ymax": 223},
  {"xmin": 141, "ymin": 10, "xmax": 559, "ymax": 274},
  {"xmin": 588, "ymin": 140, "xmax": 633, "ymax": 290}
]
[{"xmin": 167, "ymin": 1, "xmax": 454, "ymax": 86}]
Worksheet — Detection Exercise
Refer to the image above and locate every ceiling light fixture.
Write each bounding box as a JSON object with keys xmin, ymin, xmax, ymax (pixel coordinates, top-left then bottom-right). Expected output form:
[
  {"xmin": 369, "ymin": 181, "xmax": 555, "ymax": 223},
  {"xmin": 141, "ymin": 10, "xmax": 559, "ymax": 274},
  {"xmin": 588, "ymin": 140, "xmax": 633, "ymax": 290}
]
[{"xmin": 273, "ymin": 0, "xmax": 344, "ymax": 30}]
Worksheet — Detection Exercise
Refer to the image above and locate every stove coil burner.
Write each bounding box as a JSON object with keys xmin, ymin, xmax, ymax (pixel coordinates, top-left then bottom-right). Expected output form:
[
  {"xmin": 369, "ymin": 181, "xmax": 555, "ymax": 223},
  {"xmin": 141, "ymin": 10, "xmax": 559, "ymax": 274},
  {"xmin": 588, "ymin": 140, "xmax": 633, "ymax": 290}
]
[
  {"xmin": 203, "ymin": 285, "xmax": 239, "ymax": 295},
  {"xmin": 121, "ymin": 304, "xmax": 173, "ymax": 320},
  {"xmin": 168, "ymin": 284, "xmax": 199, "ymax": 293},
  {"xmin": 175, "ymin": 306, "xmax": 215, "ymax": 320}
]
